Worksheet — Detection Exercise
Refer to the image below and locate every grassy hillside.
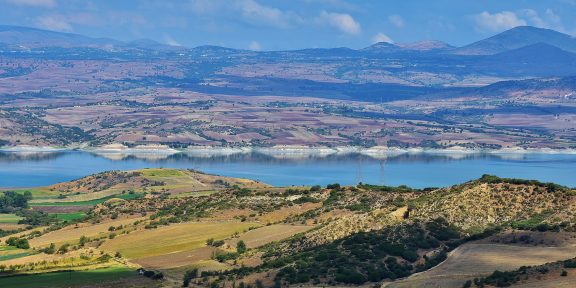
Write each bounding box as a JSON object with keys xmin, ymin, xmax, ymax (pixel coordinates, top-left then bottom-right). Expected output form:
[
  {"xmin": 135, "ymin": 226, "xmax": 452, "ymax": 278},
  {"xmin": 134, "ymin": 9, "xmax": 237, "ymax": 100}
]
[{"xmin": 1, "ymin": 170, "xmax": 575, "ymax": 288}]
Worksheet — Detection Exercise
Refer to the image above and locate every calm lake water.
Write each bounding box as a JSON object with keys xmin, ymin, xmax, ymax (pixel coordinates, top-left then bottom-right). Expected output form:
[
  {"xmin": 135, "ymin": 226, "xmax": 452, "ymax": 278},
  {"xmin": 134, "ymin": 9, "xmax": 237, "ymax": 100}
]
[{"xmin": 0, "ymin": 151, "xmax": 575, "ymax": 188}]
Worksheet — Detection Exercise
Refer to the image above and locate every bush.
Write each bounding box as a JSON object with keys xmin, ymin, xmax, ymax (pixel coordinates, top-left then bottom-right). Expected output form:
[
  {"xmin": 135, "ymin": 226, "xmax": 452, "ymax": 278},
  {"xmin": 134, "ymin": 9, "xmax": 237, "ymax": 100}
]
[
  {"xmin": 6, "ymin": 237, "xmax": 30, "ymax": 249},
  {"xmin": 237, "ymin": 240, "xmax": 247, "ymax": 254},
  {"xmin": 183, "ymin": 268, "xmax": 199, "ymax": 287}
]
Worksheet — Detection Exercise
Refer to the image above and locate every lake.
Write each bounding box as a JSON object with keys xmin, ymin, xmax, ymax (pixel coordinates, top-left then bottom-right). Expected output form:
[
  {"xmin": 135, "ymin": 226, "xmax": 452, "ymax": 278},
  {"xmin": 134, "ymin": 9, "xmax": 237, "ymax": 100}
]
[{"xmin": 0, "ymin": 151, "xmax": 575, "ymax": 188}]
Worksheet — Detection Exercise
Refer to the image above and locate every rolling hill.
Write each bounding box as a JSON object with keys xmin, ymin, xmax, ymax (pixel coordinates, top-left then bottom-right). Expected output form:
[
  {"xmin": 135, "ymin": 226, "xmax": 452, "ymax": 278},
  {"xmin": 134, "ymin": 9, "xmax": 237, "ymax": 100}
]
[{"xmin": 1, "ymin": 170, "xmax": 575, "ymax": 287}]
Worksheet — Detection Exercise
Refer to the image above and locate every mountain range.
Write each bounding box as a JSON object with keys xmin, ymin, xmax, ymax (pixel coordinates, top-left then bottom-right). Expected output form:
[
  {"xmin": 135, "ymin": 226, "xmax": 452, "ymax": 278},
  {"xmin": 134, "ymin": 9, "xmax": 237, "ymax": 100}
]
[{"xmin": 1, "ymin": 25, "xmax": 576, "ymax": 149}]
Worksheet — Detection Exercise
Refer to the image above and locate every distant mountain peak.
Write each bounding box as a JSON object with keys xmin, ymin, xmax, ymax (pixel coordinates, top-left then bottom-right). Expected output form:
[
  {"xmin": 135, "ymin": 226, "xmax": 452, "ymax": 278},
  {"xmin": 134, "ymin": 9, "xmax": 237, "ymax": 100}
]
[
  {"xmin": 397, "ymin": 40, "xmax": 454, "ymax": 51},
  {"xmin": 453, "ymin": 25, "xmax": 576, "ymax": 55}
]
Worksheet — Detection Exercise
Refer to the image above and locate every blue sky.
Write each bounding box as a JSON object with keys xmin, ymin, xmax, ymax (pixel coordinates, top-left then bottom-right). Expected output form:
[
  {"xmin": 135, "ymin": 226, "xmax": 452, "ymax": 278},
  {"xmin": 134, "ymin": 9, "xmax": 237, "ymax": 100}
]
[{"xmin": 2, "ymin": 0, "xmax": 576, "ymax": 50}]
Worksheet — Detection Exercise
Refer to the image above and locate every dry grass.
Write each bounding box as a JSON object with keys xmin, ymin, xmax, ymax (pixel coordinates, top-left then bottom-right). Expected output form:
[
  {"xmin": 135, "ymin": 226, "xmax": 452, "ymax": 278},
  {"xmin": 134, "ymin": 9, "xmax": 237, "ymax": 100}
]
[
  {"xmin": 100, "ymin": 221, "xmax": 259, "ymax": 260},
  {"xmin": 29, "ymin": 216, "xmax": 145, "ymax": 247},
  {"xmin": 227, "ymin": 224, "xmax": 313, "ymax": 249},
  {"xmin": 257, "ymin": 203, "xmax": 322, "ymax": 223},
  {"xmin": 384, "ymin": 239, "xmax": 576, "ymax": 288}
]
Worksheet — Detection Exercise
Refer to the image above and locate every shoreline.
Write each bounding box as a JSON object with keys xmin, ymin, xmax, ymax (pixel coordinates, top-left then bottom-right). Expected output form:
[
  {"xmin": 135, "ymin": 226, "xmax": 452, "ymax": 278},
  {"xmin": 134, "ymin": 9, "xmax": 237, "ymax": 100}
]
[{"xmin": 1, "ymin": 144, "xmax": 576, "ymax": 157}]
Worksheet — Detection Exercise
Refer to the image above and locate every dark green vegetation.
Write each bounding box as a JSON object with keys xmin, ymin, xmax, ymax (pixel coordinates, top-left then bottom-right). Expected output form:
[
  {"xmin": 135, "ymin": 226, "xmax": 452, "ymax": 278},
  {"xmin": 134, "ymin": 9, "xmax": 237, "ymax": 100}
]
[
  {"xmin": 30, "ymin": 193, "xmax": 143, "ymax": 207},
  {"xmin": 0, "ymin": 191, "xmax": 31, "ymax": 213},
  {"xmin": 263, "ymin": 220, "xmax": 457, "ymax": 285}
]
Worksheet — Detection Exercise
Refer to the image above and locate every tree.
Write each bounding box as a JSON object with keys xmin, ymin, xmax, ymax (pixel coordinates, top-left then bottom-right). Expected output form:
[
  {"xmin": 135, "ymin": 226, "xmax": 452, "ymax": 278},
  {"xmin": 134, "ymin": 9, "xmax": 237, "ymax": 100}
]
[
  {"xmin": 6, "ymin": 237, "xmax": 29, "ymax": 249},
  {"xmin": 182, "ymin": 268, "xmax": 198, "ymax": 287},
  {"xmin": 237, "ymin": 240, "xmax": 247, "ymax": 254},
  {"xmin": 79, "ymin": 236, "xmax": 89, "ymax": 246}
]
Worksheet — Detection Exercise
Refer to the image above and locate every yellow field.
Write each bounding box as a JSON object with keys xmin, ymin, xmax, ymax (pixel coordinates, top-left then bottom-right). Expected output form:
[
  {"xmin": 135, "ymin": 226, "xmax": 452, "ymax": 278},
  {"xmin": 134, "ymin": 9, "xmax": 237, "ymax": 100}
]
[
  {"xmin": 29, "ymin": 216, "xmax": 145, "ymax": 247},
  {"xmin": 384, "ymin": 242, "xmax": 576, "ymax": 288},
  {"xmin": 229, "ymin": 224, "xmax": 313, "ymax": 248},
  {"xmin": 100, "ymin": 221, "xmax": 260, "ymax": 260},
  {"xmin": 257, "ymin": 202, "xmax": 322, "ymax": 223}
]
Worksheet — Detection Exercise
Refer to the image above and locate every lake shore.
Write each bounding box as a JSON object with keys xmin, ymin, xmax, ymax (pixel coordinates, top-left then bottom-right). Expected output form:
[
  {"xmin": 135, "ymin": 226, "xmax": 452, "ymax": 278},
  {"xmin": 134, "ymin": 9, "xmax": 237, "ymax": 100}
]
[{"xmin": 2, "ymin": 144, "xmax": 576, "ymax": 157}]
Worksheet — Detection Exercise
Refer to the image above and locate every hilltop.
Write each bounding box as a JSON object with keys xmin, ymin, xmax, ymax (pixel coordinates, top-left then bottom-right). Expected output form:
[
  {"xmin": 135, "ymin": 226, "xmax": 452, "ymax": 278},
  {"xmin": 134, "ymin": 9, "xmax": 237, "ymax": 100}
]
[{"xmin": 1, "ymin": 169, "xmax": 575, "ymax": 287}]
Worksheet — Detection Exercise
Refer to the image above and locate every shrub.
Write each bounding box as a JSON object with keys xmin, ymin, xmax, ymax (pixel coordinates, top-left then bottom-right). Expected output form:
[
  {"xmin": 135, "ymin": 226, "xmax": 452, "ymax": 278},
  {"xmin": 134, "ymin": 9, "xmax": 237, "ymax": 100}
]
[{"xmin": 237, "ymin": 240, "xmax": 247, "ymax": 254}]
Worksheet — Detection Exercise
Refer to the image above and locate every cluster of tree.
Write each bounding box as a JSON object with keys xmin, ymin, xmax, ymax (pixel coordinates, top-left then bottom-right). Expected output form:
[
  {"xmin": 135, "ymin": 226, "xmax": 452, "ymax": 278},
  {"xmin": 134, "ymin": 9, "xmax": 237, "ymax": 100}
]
[
  {"xmin": 0, "ymin": 191, "xmax": 31, "ymax": 213},
  {"xmin": 478, "ymin": 174, "xmax": 568, "ymax": 193},
  {"xmin": 138, "ymin": 268, "xmax": 164, "ymax": 280},
  {"xmin": 5, "ymin": 237, "xmax": 30, "ymax": 249},
  {"xmin": 510, "ymin": 213, "xmax": 571, "ymax": 232}
]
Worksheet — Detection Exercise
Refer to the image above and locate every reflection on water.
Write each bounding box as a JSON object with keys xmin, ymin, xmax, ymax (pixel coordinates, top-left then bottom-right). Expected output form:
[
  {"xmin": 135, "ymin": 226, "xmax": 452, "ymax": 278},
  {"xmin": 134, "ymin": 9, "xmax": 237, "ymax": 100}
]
[{"xmin": 0, "ymin": 151, "xmax": 574, "ymax": 189}]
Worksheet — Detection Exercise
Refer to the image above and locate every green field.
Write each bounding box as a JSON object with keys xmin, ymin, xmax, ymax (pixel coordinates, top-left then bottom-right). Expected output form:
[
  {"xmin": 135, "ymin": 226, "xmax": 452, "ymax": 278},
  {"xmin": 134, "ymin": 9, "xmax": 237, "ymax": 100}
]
[
  {"xmin": 0, "ymin": 214, "xmax": 23, "ymax": 223},
  {"xmin": 141, "ymin": 168, "xmax": 186, "ymax": 178},
  {"xmin": 54, "ymin": 212, "xmax": 87, "ymax": 221},
  {"xmin": 0, "ymin": 252, "xmax": 32, "ymax": 261},
  {"xmin": 0, "ymin": 245, "xmax": 33, "ymax": 261},
  {"xmin": 12, "ymin": 188, "xmax": 60, "ymax": 199},
  {"xmin": 30, "ymin": 193, "xmax": 143, "ymax": 207},
  {"xmin": 0, "ymin": 267, "xmax": 138, "ymax": 288}
]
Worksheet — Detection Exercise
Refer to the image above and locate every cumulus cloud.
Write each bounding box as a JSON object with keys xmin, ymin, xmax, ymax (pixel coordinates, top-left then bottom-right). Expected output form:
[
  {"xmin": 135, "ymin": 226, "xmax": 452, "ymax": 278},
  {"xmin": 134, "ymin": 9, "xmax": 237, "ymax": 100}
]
[
  {"xmin": 238, "ymin": 0, "xmax": 296, "ymax": 28},
  {"xmin": 372, "ymin": 32, "xmax": 393, "ymax": 44},
  {"xmin": 6, "ymin": 0, "xmax": 55, "ymax": 7},
  {"xmin": 388, "ymin": 15, "xmax": 405, "ymax": 28},
  {"xmin": 473, "ymin": 11, "xmax": 526, "ymax": 32},
  {"xmin": 474, "ymin": 9, "xmax": 566, "ymax": 33},
  {"xmin": 248, "ymin": 40, "xmax": 261, "ymax": 51},
  {"xmin": 318, "ymin": 11, "xmax": 361, "ymax": 35},
  {"xmin": 36, "ymin": 15, "xmax": 72, "ymax": 32}
]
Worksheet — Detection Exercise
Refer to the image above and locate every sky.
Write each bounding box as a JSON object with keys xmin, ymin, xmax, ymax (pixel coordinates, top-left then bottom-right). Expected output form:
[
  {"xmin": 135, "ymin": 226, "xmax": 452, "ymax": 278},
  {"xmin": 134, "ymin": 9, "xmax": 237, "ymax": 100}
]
[{"xmin": 1, "ymin": 0, "xmax": 576, "ymax": 50}]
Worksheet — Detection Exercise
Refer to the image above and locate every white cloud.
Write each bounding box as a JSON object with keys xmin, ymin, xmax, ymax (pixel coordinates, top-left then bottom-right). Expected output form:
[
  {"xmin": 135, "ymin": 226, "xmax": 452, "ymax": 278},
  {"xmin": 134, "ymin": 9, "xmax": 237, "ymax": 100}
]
[
  {"xmin": 372, "ymin": 32, "xmax": 393, "ymax": 44},
  {"xmin": 6, "ymin": 0, "xmax": 55, "ymax": 7},
  {"xmin": 36, "ymin": 15, "xmax": 72, "ymax": 32},
  {"xmin": 248, "ymin": 40, "xmax": 261, "ymax": 51},
  {"xmin": 318, "ymin": 11, "xmax": 361, "ymax": 35},
  {"xmin": 164, "ymin": 34, "xmax": 181, "ymax": 46},
  {"xmin": 388, "ymin": 15, "xmax": 405, "ymax": 28},
  {"xmin": 473, "ymin": 11, "xmax": 526, "ymax": 32},
  {"xmin": 238, "ymin": 0, "xmax": 295, "ymax": 28},
  {"xmin": 474, "ymin": 9, "xmax": 567, "ymax": 34},
  {"xmin": 521, "ymin": 9, "xmax": 546, "ymax": 27}
]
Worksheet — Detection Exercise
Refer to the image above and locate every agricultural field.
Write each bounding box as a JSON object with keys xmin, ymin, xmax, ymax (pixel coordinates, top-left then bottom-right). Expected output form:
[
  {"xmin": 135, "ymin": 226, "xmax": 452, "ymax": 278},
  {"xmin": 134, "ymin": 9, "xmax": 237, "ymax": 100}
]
[
  {"xmin": 0, "ymin": 245, "xmax": 33, "ymax": 262},
  {"xmin": 0, "ymin": 214, "xmax": 23, "ymax": 223},
  {"xmin": 227, "ymin": 224, "xmax": 313, "ymax": 249},
  {"xmin": 0, "ymin": 266, "xmax": 155, "ymax": 288},
  {"xmin": 100, "ymin": 221, "xmax": 259, "ymax": 260}
]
